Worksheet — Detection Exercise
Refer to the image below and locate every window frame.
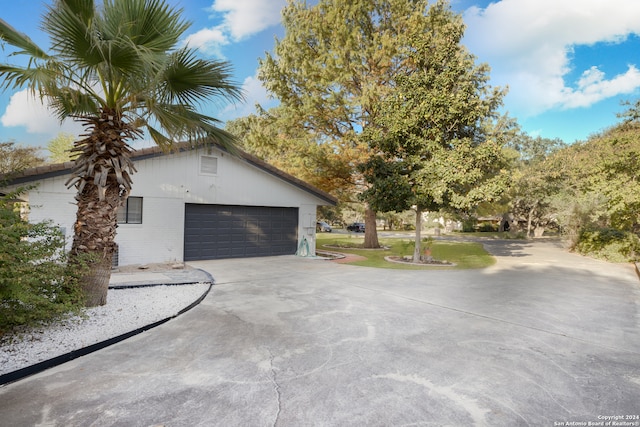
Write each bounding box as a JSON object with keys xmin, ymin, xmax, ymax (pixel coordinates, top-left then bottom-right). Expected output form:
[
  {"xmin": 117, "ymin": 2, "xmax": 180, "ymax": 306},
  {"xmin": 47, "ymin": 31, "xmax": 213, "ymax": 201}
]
[{"xmin": 118, "ymin": 196, "xmax": 143, "ymax": 224}]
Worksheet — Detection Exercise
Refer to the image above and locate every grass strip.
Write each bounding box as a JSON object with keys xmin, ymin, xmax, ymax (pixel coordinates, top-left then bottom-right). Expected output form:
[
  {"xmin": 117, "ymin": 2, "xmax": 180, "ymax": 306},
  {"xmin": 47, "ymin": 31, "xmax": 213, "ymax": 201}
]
[{"xmin": 317, "ymin": 233, "xmax": 495, "ymax": 269}]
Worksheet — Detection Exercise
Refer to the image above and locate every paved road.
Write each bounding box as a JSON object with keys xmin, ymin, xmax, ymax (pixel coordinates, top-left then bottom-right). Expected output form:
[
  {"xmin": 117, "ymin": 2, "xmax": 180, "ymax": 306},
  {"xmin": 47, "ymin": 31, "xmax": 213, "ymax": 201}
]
[{"xmin": 1, "ymin": 239, "xmax": 639, "ymax": 426}]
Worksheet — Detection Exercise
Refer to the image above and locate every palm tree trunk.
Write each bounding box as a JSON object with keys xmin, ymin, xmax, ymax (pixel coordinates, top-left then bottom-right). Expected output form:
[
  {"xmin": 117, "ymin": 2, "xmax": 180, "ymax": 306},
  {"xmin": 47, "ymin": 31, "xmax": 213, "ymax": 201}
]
[
  {"xmin": 71, "ymin": 181, "xmax": 121, "ymax": 307},
  {"xmin": 79, "ymin": 256, "xmax": 113, "ymax": 306},
  {"xmin": 68, "ymin": 110, "xmax": 136, "ymax": 307}
]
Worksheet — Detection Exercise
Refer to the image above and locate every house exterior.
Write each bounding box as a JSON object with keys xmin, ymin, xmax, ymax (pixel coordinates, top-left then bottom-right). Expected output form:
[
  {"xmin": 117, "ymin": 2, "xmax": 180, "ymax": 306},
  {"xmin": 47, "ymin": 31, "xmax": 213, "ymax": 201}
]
[{"xmin": 4, "ymin": 144, "xmax": 337, "ymax": 266}]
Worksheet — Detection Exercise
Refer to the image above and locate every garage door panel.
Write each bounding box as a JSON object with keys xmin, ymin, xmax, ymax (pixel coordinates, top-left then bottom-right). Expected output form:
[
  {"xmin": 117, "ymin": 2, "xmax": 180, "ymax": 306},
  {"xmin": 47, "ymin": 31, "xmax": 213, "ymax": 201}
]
[{"xmin": 184, "ymin": 204, "xmax": 299, "ymax": 261}]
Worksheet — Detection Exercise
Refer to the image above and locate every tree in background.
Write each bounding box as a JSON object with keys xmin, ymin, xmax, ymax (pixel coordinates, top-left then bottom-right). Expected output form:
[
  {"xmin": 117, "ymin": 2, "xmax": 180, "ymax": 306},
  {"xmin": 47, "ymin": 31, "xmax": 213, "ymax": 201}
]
[
  {"xmin": 548, "ymin": 116, "xmax": 640, "ymax": 240},
  {"xmin": 0, "ymin": 142, "xmax": 45, "ymax": 175},
  {"xmin": 47, "ymin": 132, "xmax": 78, "ymax": 163},
  {"xmin": 0, "ymin": 0, "xmax": 241, "ymax": 306},
  {"xmin": 359, "ymin": 1, "xmax": 510, "ymax": 262},
  {"xmin": 500, "ymin": 100, "xmax": 640, "ymax": 261},
  {"xmin": 259, "ymin": 0, "xmax": 457, "ymax": 248},
  {"xmin": 508, "ymin": 134, "xmax": 565, "ymax": 238}
]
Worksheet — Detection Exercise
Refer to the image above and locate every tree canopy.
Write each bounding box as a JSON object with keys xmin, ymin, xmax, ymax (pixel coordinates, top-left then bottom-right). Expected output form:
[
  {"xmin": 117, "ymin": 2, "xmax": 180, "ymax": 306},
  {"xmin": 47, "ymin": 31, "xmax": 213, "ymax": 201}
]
[
  {"xmin": 259, "ymin": 0, "xmax": 462, "ymax": 247},
  {"xmin": 507, "ymin": 134, "xmax": 566, "ymax": 238},
  {"xmin": 46, "ymin": 132, "xmax": 78, "ymax": 164},
  {"xmin": 357, "ymin": 1, "xmax": 509, "ymax": 261},
  {"xmin": 0, "ymin": 142, "xmax": 45, "ymax": 175},
  {"xmin": 497, "ymin": 100, "xmax": 640, "ymax": 260}
]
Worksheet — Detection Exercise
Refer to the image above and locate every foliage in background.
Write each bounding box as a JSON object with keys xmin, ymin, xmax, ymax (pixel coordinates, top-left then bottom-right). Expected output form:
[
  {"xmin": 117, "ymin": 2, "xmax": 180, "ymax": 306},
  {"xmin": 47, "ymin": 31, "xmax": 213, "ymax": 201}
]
[
  {"xmin": 544, "ymin": 114, "xmax": 640, "ymax": 241},
  {"xmin": 0, "ymin": 190, "xmax": 85, "ymax": 335},
  {"xmin": 0, "ymin": 142, "xmax": 46, "ymax": 175},
  {"xmin": 573, "ymin": 227, "xmax": 640, "ymax": 262},
  {"xmin": 47, "ymin": 132, "xmax": 78, "ymax": 164},
  {"xmin": 496, "ymin": 99, "xmax": 640, "ymax": 257},
  {"xmin": 507, "ymin": 133, "xmax": 566, "ymax": 238}
]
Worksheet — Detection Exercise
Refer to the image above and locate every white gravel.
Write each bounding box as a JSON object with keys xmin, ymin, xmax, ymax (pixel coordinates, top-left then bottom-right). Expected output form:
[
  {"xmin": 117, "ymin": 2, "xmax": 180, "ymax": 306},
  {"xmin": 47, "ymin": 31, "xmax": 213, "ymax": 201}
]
[{"xmin": 0, "ymin": 283, "xmax": 210, "ymax": 376}]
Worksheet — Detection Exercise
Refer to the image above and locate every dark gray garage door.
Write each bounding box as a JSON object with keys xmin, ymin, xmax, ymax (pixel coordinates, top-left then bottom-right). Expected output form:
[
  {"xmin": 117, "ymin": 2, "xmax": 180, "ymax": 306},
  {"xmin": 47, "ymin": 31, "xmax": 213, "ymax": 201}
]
[{"xmin": 184, "ymin": 204, "xmax": 299, "ymax": 261}]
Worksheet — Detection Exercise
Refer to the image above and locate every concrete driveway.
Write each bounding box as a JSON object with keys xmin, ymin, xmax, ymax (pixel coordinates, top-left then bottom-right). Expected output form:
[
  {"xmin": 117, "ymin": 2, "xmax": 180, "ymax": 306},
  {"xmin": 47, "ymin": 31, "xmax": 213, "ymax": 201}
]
[{"xmin": 1, "ymin": 239, "xmax": 639, "ymax": 426}]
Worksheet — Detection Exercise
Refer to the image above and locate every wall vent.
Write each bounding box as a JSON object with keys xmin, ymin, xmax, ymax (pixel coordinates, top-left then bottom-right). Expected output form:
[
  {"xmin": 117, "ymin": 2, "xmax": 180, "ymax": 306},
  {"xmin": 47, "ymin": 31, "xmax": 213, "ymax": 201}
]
[{"xmin": 200, "ymin": 155, "xmax": 218, "ymax": 175}]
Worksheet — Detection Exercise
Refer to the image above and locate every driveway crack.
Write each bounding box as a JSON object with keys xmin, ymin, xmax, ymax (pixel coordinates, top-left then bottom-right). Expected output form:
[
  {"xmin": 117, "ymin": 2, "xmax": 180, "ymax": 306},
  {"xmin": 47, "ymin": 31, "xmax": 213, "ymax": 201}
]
[{"xmin": 266, "ymin": 348, "xmax": 282, "ymax": 427}]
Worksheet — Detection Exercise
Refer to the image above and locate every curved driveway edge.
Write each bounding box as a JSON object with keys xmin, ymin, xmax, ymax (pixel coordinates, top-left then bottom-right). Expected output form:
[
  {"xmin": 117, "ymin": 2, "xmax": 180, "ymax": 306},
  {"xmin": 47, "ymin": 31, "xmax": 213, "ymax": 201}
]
[{"xmin": 0, "ymin": 241, "xmax": 639, "ymax": 426}]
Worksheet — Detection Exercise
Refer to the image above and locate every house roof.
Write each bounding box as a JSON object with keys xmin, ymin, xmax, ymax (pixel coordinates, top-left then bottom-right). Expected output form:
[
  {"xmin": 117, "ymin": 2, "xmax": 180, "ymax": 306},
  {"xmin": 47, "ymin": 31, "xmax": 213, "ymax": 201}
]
[{"xmin": 1, "ymin": 143, "xmax": 338, "ymax": 206}]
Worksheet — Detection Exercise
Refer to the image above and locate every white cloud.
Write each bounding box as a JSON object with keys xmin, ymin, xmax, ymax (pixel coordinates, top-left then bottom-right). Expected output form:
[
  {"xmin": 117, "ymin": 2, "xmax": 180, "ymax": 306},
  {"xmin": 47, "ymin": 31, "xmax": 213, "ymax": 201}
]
[
  {"xmin": 183, "ymin": 27, "xmax": 229, "ymax": 57},
  {"xmin": 184, "ymin": 0, "xmax": 286, "ymax": 57},
  {"xmin": 563, "ymin": 65, "xmax": 640, "ymax": 109},
  {"xmin": 209, "ymin": 0, "xmax": 286, "ymax": 41},
  {"xmin": 1, "ymin": 89, "xmax": 83, "ymax": 137},
  {"xmin": 463, "ymin": 0, "xmax": 640, "ymax": 115}
]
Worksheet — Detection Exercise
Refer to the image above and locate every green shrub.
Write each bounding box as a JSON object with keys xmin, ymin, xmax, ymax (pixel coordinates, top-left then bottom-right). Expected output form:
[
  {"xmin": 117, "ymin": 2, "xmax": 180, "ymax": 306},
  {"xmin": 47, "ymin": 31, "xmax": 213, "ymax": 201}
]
[
  {"xmin": 574, "ymin": 227, "xmax": 640, "ymax": 262},
  {"xmin": 461, "ymin": 218, "xmax": 476, "ymax": 232},
  {"xmin": 0, "ymin": 191, "xmax": 84, "ymax": 335},
  {"xmin": 478, "ymin": 222, "xmax": 498, "ymax": 232}
]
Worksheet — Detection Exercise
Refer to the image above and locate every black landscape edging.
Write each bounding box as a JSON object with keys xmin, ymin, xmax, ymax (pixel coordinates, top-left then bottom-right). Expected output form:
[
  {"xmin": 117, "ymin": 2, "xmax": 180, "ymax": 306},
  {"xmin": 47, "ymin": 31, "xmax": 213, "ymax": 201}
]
[
  {"xmin": 109, "ymin": 281, "xmax": 204, "ymax": 289},
  {"xmin": 0, "ymin": 269, "xmax": 215, "ymax": 387}
]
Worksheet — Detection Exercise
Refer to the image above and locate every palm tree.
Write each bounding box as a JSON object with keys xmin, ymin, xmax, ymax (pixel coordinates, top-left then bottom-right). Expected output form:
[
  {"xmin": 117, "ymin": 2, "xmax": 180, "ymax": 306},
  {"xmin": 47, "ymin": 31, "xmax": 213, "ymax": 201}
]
[{"xmin": 0, "ymin": 0, "xmax": 243, "ymax": 306}]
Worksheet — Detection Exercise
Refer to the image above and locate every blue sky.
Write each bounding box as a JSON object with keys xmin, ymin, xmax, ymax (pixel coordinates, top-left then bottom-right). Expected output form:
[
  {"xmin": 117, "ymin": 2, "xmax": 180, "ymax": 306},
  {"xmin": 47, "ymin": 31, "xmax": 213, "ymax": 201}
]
[{"xmin": 2, "ymin": 0, "xmax": 640, "ymax": 152}]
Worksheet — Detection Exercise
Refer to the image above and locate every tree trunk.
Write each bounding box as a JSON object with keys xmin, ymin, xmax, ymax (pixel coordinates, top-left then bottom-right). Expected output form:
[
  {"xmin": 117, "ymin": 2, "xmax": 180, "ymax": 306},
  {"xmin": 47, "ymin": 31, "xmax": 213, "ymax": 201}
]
[
  {"xmin": 71, "ymin": 180, "xmax": 121, "ymax": 307},
  {"xmin": 363, "ymin": 205, "xmax": 380, "ymax": 248},
  {"xmin": 79, "ymin": 256, "xmax": 113, "ymax": 306},
  {"xmin": 413, "ymin": 207, "xmax": 423, "ymax": 263},
  {"xmin": 526, "ymin": 203, "xmax": 537, "ymax": 239},
  {"xmin": 68, "ymin": 110, "xmax": 137, "ymax": 307}
]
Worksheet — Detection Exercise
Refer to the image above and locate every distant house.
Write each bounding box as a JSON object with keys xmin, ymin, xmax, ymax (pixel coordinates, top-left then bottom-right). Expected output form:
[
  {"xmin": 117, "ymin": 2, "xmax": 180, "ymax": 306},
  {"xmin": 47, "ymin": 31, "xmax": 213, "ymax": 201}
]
[{"xmin": 3, "ymin": 144, "xmax": 336, "ymax": 266}]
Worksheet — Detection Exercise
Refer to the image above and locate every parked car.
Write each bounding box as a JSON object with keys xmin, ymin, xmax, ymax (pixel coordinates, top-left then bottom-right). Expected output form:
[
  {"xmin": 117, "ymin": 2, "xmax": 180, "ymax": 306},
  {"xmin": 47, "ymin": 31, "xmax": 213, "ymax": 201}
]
[
  {"xmin": 316, "ymin": 221, "xmax": 332, "ymax": 232},
  {"xmin": 346, "ymin": 222, "xmax": 365, "ymax": 232}
]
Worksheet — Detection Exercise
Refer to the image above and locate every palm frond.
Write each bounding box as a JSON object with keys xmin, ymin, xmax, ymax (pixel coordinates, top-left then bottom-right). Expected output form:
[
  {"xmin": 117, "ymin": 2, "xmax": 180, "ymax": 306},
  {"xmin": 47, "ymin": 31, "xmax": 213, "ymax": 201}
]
[
  {"xmin": 140, "ymin": 102, "xmax": 239, "ymax": 153},
  {"xmin": 43, "ymin": 1, "xmax": 102, "ymax": 67},
  {"xmin": 44, "ymin": 0, "xmax": 147, "ymax": 88},
  {"xmin": 59, "ymin": 0, "xmax": 96, "ymax": 23},
  {"xmin": 0, "ymin": 18, "xmax": 49, "ymax": 60},
  {"xmin": 145, "ymin": 124, "xmax": 176, "ymax": 151},
  {"xmin": 104, "ymin": 0, "xmax": 190, "ymax": 52},
  {"xmin": 160, "ymin": 48, "xmax": 244, "ymax": 106},
  {"xmin": 0, "ymin": 64, "xmax": 51, "ymax": 91},
  {"xmin": 48, "ymin": 88, "xmax": 102, "ymax": 121},
  {"xmin": 2, "ymin": 0, "xmax": 241, "ymax": 155}
]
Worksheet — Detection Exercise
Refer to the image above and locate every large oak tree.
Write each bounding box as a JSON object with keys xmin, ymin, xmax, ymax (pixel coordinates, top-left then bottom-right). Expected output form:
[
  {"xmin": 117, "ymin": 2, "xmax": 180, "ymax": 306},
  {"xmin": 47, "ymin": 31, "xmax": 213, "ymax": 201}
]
[
  {"xmin": 259, "ymin": 0, "xmax": 456, "ymax": 248},
  {"xmin": 359, "ymin": 1, "xmax": 510, "ymax": 261}
]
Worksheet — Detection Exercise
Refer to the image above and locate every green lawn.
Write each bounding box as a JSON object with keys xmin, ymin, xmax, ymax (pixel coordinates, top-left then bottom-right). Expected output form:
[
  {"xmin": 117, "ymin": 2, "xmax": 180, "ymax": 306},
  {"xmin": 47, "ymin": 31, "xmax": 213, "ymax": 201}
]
[{"xmin": 316, "ymin": 233, "xmax": 496, "ymax": 269}]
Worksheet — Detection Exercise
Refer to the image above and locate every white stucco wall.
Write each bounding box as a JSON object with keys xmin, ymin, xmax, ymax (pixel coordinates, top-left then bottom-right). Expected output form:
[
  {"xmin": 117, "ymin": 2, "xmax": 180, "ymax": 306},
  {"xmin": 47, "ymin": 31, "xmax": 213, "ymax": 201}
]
[
  {"xmin": 13, "ymin": 147, "xmax": 331, "ymax": 265},
  {"xmin": 19, "ymin": 175, "xmax": 77, "ymax": 251}
]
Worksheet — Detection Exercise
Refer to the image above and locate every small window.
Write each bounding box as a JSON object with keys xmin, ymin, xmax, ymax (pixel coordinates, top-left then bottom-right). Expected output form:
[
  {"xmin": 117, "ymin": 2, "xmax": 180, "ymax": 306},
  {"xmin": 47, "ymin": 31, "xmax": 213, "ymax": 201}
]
[
  {"xmin": 200, "ymin": 155, "xmax": 218, "ymax": 175},
  {"xmin": 118, "ymin": 197, "xmax": 143, "ymax": 224}
]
